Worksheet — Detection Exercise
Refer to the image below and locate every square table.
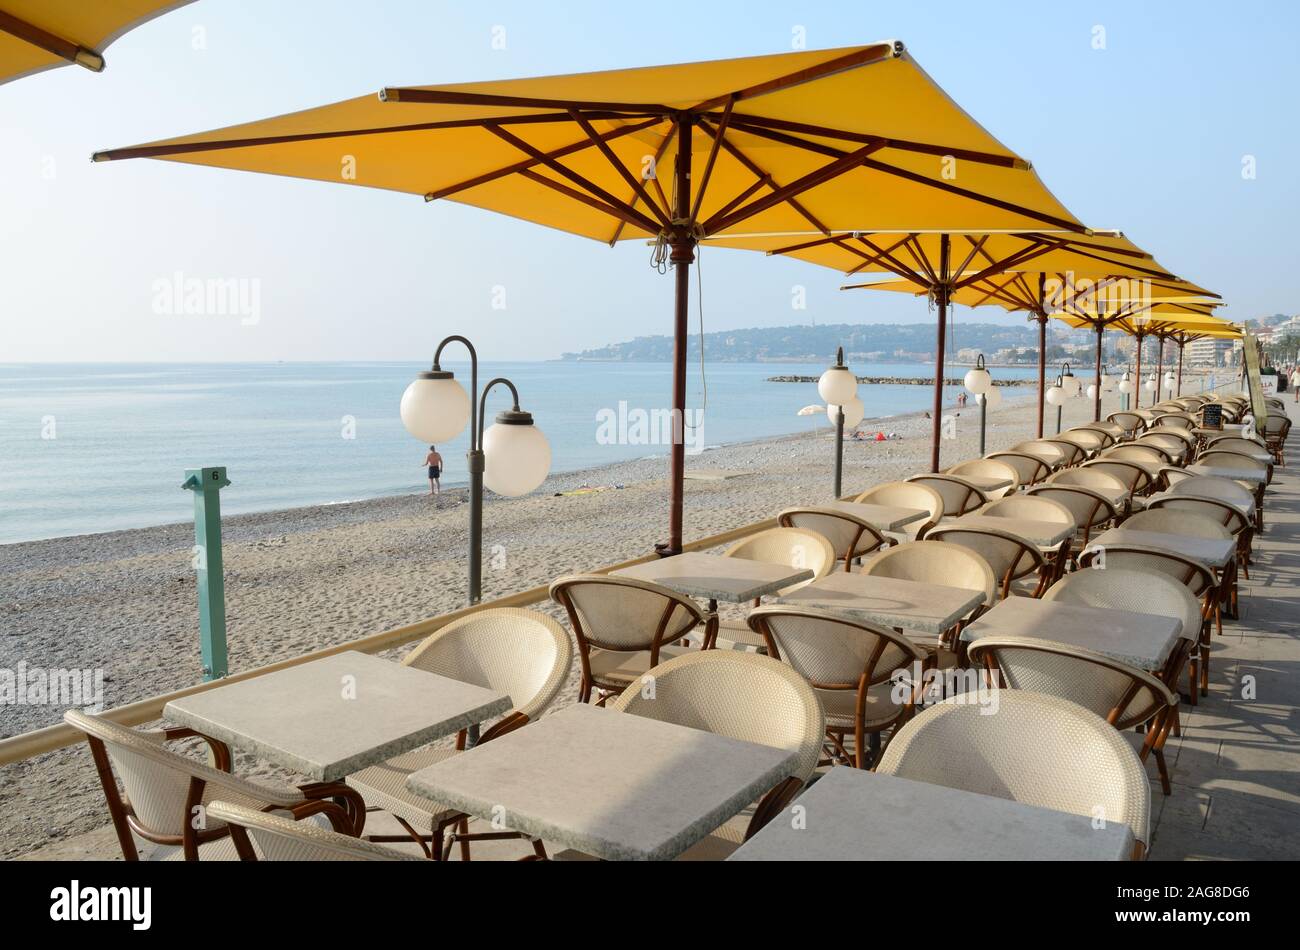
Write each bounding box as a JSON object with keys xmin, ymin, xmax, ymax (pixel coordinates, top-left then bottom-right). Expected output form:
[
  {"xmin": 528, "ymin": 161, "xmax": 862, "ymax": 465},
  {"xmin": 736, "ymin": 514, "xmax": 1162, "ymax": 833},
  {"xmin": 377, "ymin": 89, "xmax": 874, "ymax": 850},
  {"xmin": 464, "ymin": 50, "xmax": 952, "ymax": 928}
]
[
  {"xmin": 942, "ymin": 473, "xmax": 1015, "ymax": 494},
  {"xmin": 164, "ymin": 651, "xmax": 511, "ymax": 782},
  {"xmin": 953, "ymin": 514, "xmax": 1075, "ymax": 549},
  {"xmin": 774, "ymin": 572, "xmax": 985, "ymax": 636},
  {"xmin": 613, "ymin": 551, "xmax": 812, "ymax": 604},
  {"xmin": 728, "ymin": 768, "xmax": 1134, "ymax": 861},
  {"xmin": 825, "ymin": 500, "xmax": 927, "ymax": 532},
  {"xmin": 406, "ymin": 704, "xmax": 798, "ymax": 861},
  {"xmin": 1147, "ymin": 490, "xmax": 1253, "ymax": 521},
  {"xmin": 1202, "ymin": 446, "xmax": 1272, "ymax": 464},
  {"xmin": 1087, "ymin": 527, "xmax": 1235, "ymax": 572},
  {"xmin": 1185, "ymin": 463, "xmax": 1267, "ymax": 485},
  {"xmin": 960, "ymin": 597, "xmax": 1182, "ymax": 671}
]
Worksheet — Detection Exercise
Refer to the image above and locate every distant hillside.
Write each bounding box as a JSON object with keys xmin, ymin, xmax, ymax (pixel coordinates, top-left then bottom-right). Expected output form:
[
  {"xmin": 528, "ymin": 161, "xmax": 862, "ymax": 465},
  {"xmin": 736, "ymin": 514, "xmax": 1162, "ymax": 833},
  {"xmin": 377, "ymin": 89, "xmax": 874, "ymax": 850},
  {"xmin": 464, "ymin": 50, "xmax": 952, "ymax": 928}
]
[{"xmin": 560, "ymin": 322, "xmax": 1098, "ymax": 363}]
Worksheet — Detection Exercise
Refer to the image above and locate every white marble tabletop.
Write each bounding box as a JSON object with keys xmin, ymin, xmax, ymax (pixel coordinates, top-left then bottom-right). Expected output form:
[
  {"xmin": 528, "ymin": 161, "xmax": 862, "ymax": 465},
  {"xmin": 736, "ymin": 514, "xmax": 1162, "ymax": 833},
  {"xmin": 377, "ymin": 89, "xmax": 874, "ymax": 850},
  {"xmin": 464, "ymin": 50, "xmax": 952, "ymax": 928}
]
[
  {"xmin": 1199, "ymin": 446, "xmax": 1273, "ymax": 463},
  {"xmin": 406, "ymin": 704, "xmax": 798, "ymax": 861},
  {"xmin": 953, "ymin": 514, "xmax": 1075, "ymax": 548},
  {"xmin": 942, "ymin": 473, "xmax": 1014, "ymax": 492},
  {"xmin": 728, "ymin": 768, "xmax": 1134, "ymax": 861},
  {"xmin": 164, "ymin": 651, "xmax": 511, "ymax": 782},
  {"xmin": 1185, "ymin": 463, "xmax": 1267, "ymax": 484},
  {"xmin": 825, "ymin": 500, "xmax": 927, "ymax": 531},
  {"xmin": 775, "ymin": 572, "xmax": 985, "ymax": 635},
  {"xmin": 1088, "ymin": 527, "xmax": 1236, "ymax": 571},
  {"xmin": 960, "ymin": 597, "xmax": 1183, "ymax": 671},
  {"xmin": 1148, "ymin": 490, "xmax": 1253, "ymax": 520},
  {"xmin": 614, "ymin": 551, "xmax": 812, "ymax": 603}
]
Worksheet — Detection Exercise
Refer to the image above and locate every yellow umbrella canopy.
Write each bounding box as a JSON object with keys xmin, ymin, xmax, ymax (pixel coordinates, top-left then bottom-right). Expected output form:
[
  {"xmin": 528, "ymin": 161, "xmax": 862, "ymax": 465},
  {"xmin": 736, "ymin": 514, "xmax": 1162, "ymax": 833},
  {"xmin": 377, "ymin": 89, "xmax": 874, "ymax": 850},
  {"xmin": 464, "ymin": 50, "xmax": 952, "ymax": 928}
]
[
  {"xmin": 1087, "ymin": 311, "xmax": 1239, "ymax": 404},
  {"xmin": 94, "ymin": 41, "xmax": 1093, "ymax": 549},
  {"xmin": 0, "ymin": 0, "xmax": 192, "ymax": 86}
]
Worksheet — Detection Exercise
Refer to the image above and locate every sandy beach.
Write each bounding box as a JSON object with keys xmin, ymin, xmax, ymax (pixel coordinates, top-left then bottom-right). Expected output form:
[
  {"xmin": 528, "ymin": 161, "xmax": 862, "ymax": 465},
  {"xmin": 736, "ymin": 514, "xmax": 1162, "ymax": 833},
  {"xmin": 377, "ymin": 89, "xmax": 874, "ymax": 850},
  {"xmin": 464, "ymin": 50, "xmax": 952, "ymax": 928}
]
[{"xmin": 0, "ymin": 384, "xmax": 1202, "ymax": 857}]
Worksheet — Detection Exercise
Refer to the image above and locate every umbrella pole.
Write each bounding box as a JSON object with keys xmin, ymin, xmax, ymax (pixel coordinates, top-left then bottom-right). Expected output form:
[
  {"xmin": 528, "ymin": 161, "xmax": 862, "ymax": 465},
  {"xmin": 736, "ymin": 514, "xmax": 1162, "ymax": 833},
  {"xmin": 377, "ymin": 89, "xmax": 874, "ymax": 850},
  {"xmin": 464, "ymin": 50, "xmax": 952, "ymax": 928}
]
[
  {"xmin": 1094, "ymin": 324, "xmax": 1104, "ymax": 422},
  {"xmin": 930, "ymin": 234, "xmax": 951, "ymax": 473},
  {"xmin": 1134, "ymin": 332, "xmax": 1144, "ymax": 412},
  {"xmin": 663, "ymin": 115, "xmax": 695, "ymax": 556},
  {"xmin": 1177, "ymin": 343, "xmax": 1185, "ymax": 396},
  {"xmin": 1036, "ymin": 312, "xmax": 1047, "ymax": 438}
]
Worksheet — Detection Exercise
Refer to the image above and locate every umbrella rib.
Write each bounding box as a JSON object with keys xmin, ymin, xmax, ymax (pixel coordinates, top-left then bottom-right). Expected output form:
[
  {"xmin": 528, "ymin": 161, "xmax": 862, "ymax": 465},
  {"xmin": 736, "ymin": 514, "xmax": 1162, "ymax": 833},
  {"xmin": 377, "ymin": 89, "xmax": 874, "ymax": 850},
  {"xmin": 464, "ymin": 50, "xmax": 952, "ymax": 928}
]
[
  {"xmin": 702, "ymin": 141, "xmax": 887, "ymax": 235},
  {"xmin": 688, "ymin": 42, "xmax": 899, "ymax": 113},
  {"xmin": 852, "ymin": 235, "xmax": 928, "ymax": 283},
  {"xmin": 951, "ymin": 235, "xmax": 990, "ymax": 281},
  {"xmin": 696, "ymin": 117, "xmax": 835, "ymax": 237},
  {"xmin": 567, "ymin": 110, "xmax": 671, "ymax": 228},
  {"xmin": 718, "ymin": 112, "xmax": 1026, "ymax": 170},
  {"xmin": 714, "ymin": 117, "xmax": 1085, "ymax": 234},
  {"xmin": 515, "ymin": 168, "xmax": 654, "ymax": 232},
  {"xmin": 901, "ymin": 236, "xmax": 939, "ymax": 285},
  {"xmin": 843, "ymin": 234, "xmax": 913, "ymax": 276},
  {"xmin": 379, "ymin": 87, "xmax": 673, "ymax": 115},
  {"xmin": 0, "ymin": 10, "xmax": 104, "ymax": 71},
  {"xmin": 483, "ymin": 123, "xmax": 661, "ymax": 234},
  {"xmin": 423, "ymin": 115, "xmax": 663, "ymax": 202},
  {"xmin": 94, "ymin": 111, "xmax": 642, "ymax": 163},
  {"xmin": 609, "ymin": 123, "xmax": 677, "ymax": 245},
  {"xmin": 689, "ymin": 98, "xmax": 734, "ymax": 225},
  {"xmin": 951, "ymin": 241, "xmax": 1055, "ymax": 290}
]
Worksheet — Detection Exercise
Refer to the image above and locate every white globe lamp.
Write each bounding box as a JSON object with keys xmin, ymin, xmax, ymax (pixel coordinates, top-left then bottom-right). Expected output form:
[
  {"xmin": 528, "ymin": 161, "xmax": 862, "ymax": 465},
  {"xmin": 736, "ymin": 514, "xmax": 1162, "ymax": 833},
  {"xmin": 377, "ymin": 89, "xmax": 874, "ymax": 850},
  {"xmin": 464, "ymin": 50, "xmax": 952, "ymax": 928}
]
[
  {"xmin": 482, "ymin": 410, "xmax": 551, "ymax": 497},
  {"xmin": 400, "ymin": 371, "xmax": 471, "ymax": 443}
]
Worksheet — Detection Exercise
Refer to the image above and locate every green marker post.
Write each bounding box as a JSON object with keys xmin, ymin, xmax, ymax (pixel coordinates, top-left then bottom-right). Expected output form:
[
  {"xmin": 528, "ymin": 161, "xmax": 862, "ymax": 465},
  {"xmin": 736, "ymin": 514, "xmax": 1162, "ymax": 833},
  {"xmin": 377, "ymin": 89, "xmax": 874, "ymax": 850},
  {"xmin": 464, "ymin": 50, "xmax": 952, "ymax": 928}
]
[{"xmin": 182, "ymin": 466, "xmax": 230, "ymax": 681}]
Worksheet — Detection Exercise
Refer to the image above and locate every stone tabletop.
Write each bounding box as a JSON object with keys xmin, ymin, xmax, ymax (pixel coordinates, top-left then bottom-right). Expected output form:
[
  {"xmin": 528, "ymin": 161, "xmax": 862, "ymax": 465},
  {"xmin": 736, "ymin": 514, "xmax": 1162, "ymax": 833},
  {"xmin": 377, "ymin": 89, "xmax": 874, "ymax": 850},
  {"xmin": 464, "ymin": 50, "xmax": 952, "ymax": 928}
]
[
  {"xmin": 614, "ymin": 551, "xmax": 812, "ymax": 603},
  {"xmin": 943, "ymin": 473, "xmax": 1015, "ymax": 492},
  {"xmin": 825, "ymin": 500, "xmax": 927, "ymax": 531},
  {"xmin": 1148, "ymin": 490, "xmax": 1253, "ymax": 519},
  {"xmin": 953, "ymin": 515, "xmax": 1075, "ymax": 548},
  {"xmin": 406, "ymin": 704, "xmax": 798, "ymax": 861},
  {"xmin": 960, "ymin": 597, "xmax": 1183, "ymax": 671},
  {"xmin": 775, "ymin": 572, "xmax": 984, "ymax": 635},
  {"xmin": 1089, "ymin": 527, "xmax": 1236, "ymax": 570},
  {"xmin": 164, "ymin": 651, "xmax": 511, "ymax": 782},
  {"xmin": 728, "ymin": 768, "xmax": 1134, "ymax": 861},
  {"xmin": 1186, "ymin": 463, "xmax": 1267, "ymax": 484}
]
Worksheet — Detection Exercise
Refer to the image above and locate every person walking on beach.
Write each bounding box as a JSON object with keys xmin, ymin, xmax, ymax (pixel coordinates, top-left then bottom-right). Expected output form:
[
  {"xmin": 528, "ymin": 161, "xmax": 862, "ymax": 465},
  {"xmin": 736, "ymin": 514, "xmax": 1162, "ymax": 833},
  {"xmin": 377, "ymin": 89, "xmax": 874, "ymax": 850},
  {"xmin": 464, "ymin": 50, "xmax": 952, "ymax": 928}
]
[
  {"xmin": 423, "ymin": 445, "xmax": 443, "ymax": 495},
  {"xmin": 1292, "ymin": 365, "xmax": 1300, "ymax": 402}
]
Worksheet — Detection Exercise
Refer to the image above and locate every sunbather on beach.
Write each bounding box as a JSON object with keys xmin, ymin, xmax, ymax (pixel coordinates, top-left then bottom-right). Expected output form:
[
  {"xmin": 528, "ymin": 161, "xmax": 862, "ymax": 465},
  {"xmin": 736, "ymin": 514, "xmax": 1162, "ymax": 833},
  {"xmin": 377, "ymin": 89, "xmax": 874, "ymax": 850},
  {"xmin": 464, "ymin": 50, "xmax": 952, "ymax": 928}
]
[{"xmin": 423, "ymin": 445, "xmax": 443, "ymax": 495}]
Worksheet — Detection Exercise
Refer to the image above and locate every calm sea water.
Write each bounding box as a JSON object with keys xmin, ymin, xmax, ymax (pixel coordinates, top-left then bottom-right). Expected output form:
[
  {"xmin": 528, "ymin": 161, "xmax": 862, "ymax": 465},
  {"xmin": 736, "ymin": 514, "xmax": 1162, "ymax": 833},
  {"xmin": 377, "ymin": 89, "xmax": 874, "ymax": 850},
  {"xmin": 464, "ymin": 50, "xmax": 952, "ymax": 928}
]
[{"xmin": 0, "ymin": 361, "xmax": 1040, "ymax": 544}]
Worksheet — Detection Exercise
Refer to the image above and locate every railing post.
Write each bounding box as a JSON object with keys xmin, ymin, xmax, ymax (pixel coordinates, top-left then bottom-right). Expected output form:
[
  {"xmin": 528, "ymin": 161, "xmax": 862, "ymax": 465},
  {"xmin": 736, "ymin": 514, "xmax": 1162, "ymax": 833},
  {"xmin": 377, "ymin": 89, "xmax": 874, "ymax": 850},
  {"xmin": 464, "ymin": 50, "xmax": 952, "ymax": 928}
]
[{"xmin": 182, "ymin": 467, "xmax": 230, "ymax": 681}]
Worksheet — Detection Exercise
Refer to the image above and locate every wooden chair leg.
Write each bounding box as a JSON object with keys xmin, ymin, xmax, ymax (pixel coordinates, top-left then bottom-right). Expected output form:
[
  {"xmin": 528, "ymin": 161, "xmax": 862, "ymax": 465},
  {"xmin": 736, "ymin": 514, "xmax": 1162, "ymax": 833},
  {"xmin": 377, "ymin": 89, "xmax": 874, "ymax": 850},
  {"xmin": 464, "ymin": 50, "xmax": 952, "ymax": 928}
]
[{"xmin": 1153, "ymin": 747, "xmax": 1172, "ymax": 796}]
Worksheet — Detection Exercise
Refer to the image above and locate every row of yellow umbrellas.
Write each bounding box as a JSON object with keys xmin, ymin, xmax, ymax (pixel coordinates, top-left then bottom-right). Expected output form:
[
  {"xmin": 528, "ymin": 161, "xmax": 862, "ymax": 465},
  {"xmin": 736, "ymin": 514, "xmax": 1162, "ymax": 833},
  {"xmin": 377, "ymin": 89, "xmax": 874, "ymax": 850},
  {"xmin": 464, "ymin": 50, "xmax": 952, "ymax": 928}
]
[{"xmin": 5, "ymin": 13, "xmax": 1236, "ymax": 550}]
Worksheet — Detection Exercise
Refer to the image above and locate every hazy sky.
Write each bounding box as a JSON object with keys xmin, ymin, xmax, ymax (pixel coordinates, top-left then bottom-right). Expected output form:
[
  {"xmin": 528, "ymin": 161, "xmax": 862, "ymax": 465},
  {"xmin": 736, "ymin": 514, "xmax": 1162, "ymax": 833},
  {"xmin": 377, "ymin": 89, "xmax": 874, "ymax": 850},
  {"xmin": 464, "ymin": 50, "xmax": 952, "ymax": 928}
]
[{"xmin": 2, "ymin": 0, "xmax": 1295, "ymax": 362}]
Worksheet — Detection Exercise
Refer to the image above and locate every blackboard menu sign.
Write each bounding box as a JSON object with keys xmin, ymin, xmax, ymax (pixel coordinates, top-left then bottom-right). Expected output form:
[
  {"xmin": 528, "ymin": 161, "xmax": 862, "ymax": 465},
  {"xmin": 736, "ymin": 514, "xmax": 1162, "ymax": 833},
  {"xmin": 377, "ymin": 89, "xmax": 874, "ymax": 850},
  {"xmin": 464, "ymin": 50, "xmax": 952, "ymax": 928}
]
[{"xmin": 1201, "ymin": 403, "xmax": 1224, "ymax": 430}]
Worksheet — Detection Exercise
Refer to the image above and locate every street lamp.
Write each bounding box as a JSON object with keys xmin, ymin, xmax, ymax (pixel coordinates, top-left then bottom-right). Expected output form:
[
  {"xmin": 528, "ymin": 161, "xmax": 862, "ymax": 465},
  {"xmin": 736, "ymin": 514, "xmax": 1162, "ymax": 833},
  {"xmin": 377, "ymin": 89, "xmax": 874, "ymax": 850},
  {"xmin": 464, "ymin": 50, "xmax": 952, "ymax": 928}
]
[
  {"xmin": 964, "ymin": 354, "xmax": 993, "ymax": 454},
  {"xmin": 400, "ymin": 335, "xmax": 550, "ymax": 604},
  {"xmin": 1117, "ymin": 368, "xmax": 1134, "ymax": 410},
  {"xmin": 819, "ymin": 347, "xmax": 859, "ymax": 498},
  {"xmin": 1143, "ymin": 372, "xmax": 1158, "ymax": 406},
  {"xmin": 975, "ymin": 383, "xmax": 1001, "ymax": 454},
  {"xmin": 1045, "ymin": 362, "xmax": 1072, "ymax": 434}
]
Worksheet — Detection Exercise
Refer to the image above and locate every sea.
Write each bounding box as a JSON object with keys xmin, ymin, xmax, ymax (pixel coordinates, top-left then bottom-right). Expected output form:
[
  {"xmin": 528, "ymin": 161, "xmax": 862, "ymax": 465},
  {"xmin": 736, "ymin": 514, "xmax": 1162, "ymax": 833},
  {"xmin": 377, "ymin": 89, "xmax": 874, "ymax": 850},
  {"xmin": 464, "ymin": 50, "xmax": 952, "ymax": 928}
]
[{"xmin": 0, "ymin": 361, "xmax": 1042, "ymax": 545}]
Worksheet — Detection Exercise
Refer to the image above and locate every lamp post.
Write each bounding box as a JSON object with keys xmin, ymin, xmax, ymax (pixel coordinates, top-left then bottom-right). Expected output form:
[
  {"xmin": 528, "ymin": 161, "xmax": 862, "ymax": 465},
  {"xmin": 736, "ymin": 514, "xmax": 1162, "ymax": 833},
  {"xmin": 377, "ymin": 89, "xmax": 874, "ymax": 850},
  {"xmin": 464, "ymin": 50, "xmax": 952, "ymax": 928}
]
[
  {"xmin": 400, "ymin": 335, "xmax": 550, "ymax": 605},
  {"xmin": 1118, "ymin": 367, "xmax": 1134, "ymax": 411},
  {"xmin": 1045, "ymin": 361, "xmax": 1075, "ymax": 434},
  {"xmin": 819, "ymin": 347, "xmax": 860, "ymax": 498},
  {"xmin": 964, "ymin": 354, "xmax": 993, "ymax": 455}
]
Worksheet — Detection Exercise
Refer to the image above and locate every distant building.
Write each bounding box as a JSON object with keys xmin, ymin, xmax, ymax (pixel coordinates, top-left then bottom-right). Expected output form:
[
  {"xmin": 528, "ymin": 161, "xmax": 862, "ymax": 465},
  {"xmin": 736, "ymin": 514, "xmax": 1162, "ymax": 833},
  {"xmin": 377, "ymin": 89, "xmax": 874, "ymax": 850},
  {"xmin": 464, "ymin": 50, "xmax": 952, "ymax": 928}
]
[
  {"xmin": 1187, "ymin": 338, "xmax": 1235, "ymax": 367},
  {"xmin": 955, "ymin": 347, "xmax": 983, "ymax": 362}
]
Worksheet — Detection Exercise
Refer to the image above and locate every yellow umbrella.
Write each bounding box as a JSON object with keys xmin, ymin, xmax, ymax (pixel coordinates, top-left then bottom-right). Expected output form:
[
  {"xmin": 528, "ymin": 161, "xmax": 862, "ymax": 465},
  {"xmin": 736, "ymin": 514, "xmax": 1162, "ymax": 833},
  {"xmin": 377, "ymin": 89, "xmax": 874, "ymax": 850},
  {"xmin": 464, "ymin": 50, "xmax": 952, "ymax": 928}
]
[
  {"xmin": 0, "ymin": 1, "xmax": 192, "ymax": 86},
  {"xmin": 94, "ymin": 41, "xmax": 1093, "ymax": 549}
]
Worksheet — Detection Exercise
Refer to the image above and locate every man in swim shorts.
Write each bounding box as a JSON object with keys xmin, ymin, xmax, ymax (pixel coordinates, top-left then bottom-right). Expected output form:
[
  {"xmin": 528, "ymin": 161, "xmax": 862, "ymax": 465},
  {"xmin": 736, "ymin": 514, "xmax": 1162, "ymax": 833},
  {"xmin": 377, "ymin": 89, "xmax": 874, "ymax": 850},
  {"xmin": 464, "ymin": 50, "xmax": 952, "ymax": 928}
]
[{"xmin": 423, "ymin": 445, "xmax": 443, "ymax": 495}]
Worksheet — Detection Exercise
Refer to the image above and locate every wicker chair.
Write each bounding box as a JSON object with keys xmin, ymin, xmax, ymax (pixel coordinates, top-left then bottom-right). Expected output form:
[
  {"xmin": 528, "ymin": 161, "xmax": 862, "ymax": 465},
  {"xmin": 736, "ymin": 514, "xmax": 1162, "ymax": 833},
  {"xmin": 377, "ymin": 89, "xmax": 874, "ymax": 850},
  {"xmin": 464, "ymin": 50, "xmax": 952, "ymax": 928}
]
[
  {"xmin": 1025, "ymin": 483, "xmax": 1118, "ymax": 548},
  {"xmin": 905, "ymin": 473, "xmax": 988, "ymax": 517},
  {"xmin": 348, "ymin": 607, "xmax": 571, "ymax": 860},
  {"xmin": 778, "ymin": 506, "xmax": 892, "ymax": 571},
  {"xmin": 926, "ymin": 525, "xmax": 1048, "ymax": 599},
  {"xmin": 1167, "ymin": 476, "xmax": 1257, "ymax": 572},
  {"xmin": 860, "ymin": 540, "xmax": 995, "ymax": 659},
  {"xmin": 550, "ymin": 574, "xmax": 706, "ymax": 703},
  {"xmin": 1044, "ymin": 567, "xmax": 1202, "ymax": 705},
  {"xmin": 1153, "ymin": 413, "xmax": 1195, "ymax": 432},
  {"xmin": 608, "ymin": 650, "xmax": 825, "ymax": 859},
  {"xmin": 967, "ymin": 637, "xmax": 1180, "ymax": 795},
  {"xmin": 747, "ymin": 605, "xmax": 925, "ymax": 769},
  {"xmin": 1078, "ymin": 422, "xmax": 1123, "ymax": 445},
  {"xmin": 979, "ymin": 494, "xmax": 1075, "ymax": 582},
  {"xmin": 1264, "ymin": 415, "xmax": 1291, "ymax": 465},
  {"xmin": 1055, "ymin": 428, "xmax": 1108, "ymax": 458},
  {"xmin": 945, "ymin": 458, "xmax": 1021, "ymax": 499},
  {"xmin": 1136, "ymin": 432, "xmax": 1190, "ymax": 465},
  {"xmin": 711, "ymin": 527, "xmax": 836, "ymax": 650},
  {"xmin": 876, "ymin": 692, "xmax": 1151, "ymax": 858},
  {"xmin": 1080, "ymin": 458, "xmax": 1152, "ymax": 500},
  {"xmin": 1107, "ymin": 411, "xmax": 1147, "ymax": 441},
  {"xmin": 985, "ymin": 451, "xmax": 1051, "ymax": 486},
  {"xmin": 854, "ymin": 481, "xmax": 944, "ymax": 540},
  {"xmin": 207, "ymin": 800, "xmax": 424, "ymax": 861},
  {"xmin": 1010, "ymin": 440, "xmax": 1070, "ymax": 470},
  {"xmin": 65, "ymin": 709, "xmax": 364, "ymax": 861},
  {"xmin": 1103, "ymin": 443, "xmax": 1173, "ymax": 467}
]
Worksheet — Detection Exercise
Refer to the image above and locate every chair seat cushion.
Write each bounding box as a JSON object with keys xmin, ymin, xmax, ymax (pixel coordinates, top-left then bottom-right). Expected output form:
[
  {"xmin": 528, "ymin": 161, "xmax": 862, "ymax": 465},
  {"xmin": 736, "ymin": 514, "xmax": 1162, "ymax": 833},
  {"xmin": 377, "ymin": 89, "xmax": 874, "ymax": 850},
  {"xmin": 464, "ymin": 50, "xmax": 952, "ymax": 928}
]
[
  {"xmin": 347, "ymin": 747, "xmax": 461, "ymax": 829},
  {"xmin": 587, "ymin": 645, "xmax": 688, "ymax": 689},
  {"xmin": 819, "ymin": 682, "xmax": 906, "ymax": 729}
]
